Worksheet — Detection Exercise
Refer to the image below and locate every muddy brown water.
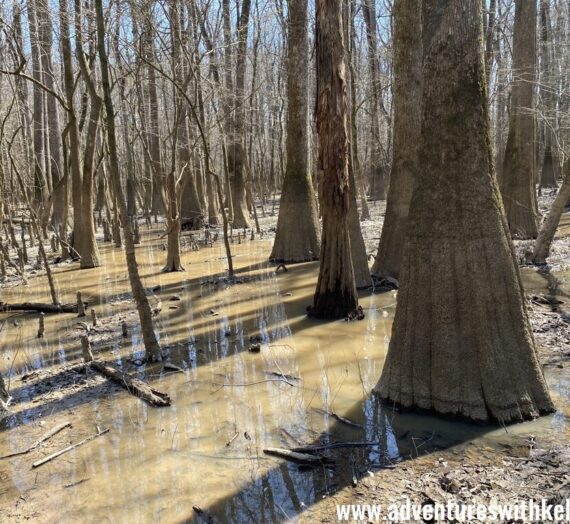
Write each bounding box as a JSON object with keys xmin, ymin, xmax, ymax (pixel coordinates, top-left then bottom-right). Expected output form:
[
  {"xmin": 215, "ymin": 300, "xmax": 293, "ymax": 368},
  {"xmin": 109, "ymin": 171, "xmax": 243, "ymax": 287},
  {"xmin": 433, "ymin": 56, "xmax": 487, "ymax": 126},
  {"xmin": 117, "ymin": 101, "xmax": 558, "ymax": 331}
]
[{"xmin": 0, "ymin": 230, "xmax": 568, "ymax": 523}]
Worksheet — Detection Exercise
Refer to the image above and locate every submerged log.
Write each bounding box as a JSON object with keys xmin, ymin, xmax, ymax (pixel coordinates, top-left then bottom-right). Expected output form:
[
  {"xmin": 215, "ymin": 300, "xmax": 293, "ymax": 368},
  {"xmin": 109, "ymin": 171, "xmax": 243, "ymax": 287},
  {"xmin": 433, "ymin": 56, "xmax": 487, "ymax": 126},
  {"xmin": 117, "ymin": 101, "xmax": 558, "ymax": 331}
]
[
  {"xmin": 0, "ymin": 302, "xmax": 79, "ymax": 313},
  {"xmin": 89, "ymin": 361, "xmax": 171, "ymax": 407},
  {"xmin": 263, "ymin": 447, "xmax": 326, "ymax": 464}
]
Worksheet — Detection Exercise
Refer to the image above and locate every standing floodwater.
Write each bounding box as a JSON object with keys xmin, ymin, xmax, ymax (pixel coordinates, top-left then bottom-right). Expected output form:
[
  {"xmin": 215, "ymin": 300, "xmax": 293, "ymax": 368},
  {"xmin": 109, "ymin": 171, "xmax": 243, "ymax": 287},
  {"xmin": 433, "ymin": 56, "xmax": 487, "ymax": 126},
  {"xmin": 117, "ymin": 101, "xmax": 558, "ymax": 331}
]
[{"xmin": 1, "ymin": 227, "xmax": 568, "ymax": 523}]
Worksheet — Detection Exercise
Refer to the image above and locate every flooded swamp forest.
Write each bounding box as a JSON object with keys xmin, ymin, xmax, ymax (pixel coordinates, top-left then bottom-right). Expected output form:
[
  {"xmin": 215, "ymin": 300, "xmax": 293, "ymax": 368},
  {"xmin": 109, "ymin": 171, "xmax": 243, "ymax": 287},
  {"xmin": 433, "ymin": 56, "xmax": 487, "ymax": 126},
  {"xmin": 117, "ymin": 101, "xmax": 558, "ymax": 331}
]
[{"xmin": 0, "ymin": 0, "xmax": 570, "ymax": 522}]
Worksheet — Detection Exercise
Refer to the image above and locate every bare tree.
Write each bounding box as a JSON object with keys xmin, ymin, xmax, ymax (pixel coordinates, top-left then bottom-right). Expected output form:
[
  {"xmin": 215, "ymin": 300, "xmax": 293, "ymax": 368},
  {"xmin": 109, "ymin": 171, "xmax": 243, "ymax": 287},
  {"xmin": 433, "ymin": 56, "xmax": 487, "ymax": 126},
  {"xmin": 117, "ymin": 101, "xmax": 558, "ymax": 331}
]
[
  {"xmin": 95, "ymin": 0, "xmax": 162, "ymax": 362},
  {"xmin": 309, "ymin": 0, "xmax": 359, "ymax": 320}
]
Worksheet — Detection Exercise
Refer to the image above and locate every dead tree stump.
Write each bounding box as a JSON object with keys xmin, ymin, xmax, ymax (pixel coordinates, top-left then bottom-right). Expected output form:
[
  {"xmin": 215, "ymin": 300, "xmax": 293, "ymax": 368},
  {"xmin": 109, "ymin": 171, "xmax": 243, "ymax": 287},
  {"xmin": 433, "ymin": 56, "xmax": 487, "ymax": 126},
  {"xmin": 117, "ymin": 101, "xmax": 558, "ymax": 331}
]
[
  {"xmin": 20, "ymin": 225, "xmax": 28, "ymax": 264},
  {"xmin": 17, "ymin": 248, "xmax": 24, "ymax": 272},
  {"xmin": 37, "ymin": 313, "xmax": 45, "ymax": 338},
  {"xmin": 81, "ymin": 335, "xmax": 93, "ymax": 362},
  {"xmin": 77, "ymin": 292, "xmax": 86, "ymax": 317}
]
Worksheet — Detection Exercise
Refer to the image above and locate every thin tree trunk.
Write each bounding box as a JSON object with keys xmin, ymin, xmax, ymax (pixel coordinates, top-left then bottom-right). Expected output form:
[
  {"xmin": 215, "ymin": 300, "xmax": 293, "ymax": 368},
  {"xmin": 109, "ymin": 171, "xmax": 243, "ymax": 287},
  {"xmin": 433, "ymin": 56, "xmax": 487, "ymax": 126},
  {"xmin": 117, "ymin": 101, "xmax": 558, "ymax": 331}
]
[
  {"xmin": 532, "ymin": 161, "xmax": 570, "ymax": 263},
  {"xmin": 27, "ymin": 0, "xmax": 48, "ymax": 204},
  {"xmin": 95, "ymin": 0, "xmax": 162, "ymax": 362},
  {"xmin": 349, "ymin": 10, "xmax": 370, "ymax": 221},
  {"xmin": 143, "ymin": 13, "xmax": 165, "ymax": 216},
  {"xmin": 484, "ymin": 0, "xmax": 496, "ymax": 89},
  {"xmin": 344, "ymin": 0, "xmax": 370, "ymax": 288}
]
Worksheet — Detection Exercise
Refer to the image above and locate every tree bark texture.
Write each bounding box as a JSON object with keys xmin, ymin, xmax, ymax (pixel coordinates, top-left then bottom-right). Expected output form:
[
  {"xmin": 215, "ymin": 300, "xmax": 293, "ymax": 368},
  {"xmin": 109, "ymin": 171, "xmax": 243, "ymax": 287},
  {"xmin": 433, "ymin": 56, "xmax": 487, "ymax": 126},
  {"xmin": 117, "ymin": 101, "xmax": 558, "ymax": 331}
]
[
  {"xmin": 310, "ymin": 0, "xmax": 359, "ymax": 319},
  {"xmin": 270, "ymin": 0, "xmax": 320, "ymax": 263},
  {"xmin": 372, "ymin": 0, "xmax": 422, "ymax": 279},
  {"xmin": 500, "ymin": 0, "xmax": 539, "ymax": 239},
  {"xmin": 376, "ymin": 0, "xmax": 554, "ymax": 424}
]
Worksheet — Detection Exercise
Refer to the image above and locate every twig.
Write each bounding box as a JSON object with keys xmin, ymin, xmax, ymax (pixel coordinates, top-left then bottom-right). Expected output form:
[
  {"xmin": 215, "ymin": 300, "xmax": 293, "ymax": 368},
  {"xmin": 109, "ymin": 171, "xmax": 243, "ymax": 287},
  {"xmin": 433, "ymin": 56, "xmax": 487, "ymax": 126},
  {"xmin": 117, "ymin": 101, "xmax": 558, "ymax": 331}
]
[
  {"xmin": 313, "ymin": 408, "xmax": 363, "ymax": 429},
  {"xmin": 32, "ymin": 428, "xmax": 110, "ymax": 468},
  {"xmin": 0, "ymin": 421, "xmax": 72, "ymax": 460},
  {"xmin": 212, "ymin": 378, "xmax": 297, "ymax": 393},
  {"xmin": 226, "ymin": 432, "xmax": 239, "ymax": 447}
]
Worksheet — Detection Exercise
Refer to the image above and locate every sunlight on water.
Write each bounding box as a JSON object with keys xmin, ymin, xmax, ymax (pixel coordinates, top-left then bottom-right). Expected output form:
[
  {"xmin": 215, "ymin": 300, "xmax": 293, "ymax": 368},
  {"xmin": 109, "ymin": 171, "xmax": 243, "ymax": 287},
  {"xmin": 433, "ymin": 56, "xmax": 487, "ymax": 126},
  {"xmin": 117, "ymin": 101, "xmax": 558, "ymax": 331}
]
[{"xmin": 0, "ymin": 227, "xmax": 568, "ymax": 523}]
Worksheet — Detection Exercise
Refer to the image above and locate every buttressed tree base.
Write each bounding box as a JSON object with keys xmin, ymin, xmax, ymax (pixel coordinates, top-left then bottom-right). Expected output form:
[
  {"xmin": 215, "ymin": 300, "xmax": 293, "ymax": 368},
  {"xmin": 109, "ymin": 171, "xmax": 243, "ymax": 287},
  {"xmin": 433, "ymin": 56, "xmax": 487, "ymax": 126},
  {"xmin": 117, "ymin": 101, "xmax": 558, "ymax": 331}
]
[{"xmin": 376, "ymin": 0, "xmax": 554, "ymax": 424}]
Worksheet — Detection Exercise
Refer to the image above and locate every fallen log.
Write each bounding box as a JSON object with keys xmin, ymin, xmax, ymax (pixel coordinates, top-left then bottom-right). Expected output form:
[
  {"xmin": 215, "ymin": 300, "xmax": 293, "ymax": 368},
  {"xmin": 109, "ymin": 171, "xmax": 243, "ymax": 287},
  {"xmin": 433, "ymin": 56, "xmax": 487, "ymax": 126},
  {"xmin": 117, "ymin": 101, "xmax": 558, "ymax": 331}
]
[
  {"xmin": 0, "ymin": 421, "xmax": 72, "ymax": 460},
  {"xmin": 90, "ymin": 361, "xmax": 171, "ymax": 407},
  {"xmin": 32, "ymin": 428, "xmax": 110, "ymax": 468},
  {"xmin": 263, "ymin": 447, "xmax": 327, "ymax": 464},
  {"xmin": 0, "ymin": 302, "xmax": 80, "ymax": 314}
]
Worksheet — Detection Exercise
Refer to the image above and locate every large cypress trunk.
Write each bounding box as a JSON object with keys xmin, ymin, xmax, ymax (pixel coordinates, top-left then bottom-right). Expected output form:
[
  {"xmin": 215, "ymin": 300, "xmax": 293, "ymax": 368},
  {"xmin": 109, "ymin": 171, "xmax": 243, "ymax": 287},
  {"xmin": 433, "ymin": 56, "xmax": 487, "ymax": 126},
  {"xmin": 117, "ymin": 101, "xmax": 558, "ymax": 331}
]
[
  {"xmin": 372, "ymin": 0, "xmax": 422, "ymax": 280},
  {"xmin": 36, "ymin": 0, "xmax": 66, "ymax": 228},
  {"xmin": 227, "ymin": 0, "xmax": 252, "ymax": 229},
  {"xmin": 362, "ymin": 0, "xmax": 388, "ymax": 201},
  {"xmin": 59, "ymin": 0, "xmax": 84, "ymax": 260},
  {"xmin": 270, "ymin": 0, "xmax": 320, "ymax": 263},
  {"xmin": 376, "ymin": 0, "xmax": 554, "ymax": 424},
  {"xmin": 27, "ymin": 0, "xmax": 48, "ymax": 204},
  {"xmin": 310, "ymin": 0, "xmax": 359, "ymax": 320},
  {"xmin": 74, "ymin": 0, "xmax": 101, "ymax": 269},
  {"xmin": 343, "ymin": 0, "xmax": 370, "ymax": 289},
  {"xmin": 539, "ymin": 0, "xmax": 558, "ymax": 190},
  {"xmin": 500, "ymin": 0, "xmax": 539, "ymax": 239}
]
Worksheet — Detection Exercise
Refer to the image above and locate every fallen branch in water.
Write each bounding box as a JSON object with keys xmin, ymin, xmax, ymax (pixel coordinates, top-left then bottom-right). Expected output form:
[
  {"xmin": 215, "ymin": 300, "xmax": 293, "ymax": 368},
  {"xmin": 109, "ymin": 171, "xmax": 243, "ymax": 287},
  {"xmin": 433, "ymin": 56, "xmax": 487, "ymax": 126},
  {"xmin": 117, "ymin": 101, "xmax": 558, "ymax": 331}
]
[
  {"xmin": 291, "ymin": 441, "xmax": 380, "ymax": 453},
  {"xmin": 265, "ymin": 370, "xmax": 300, "ymax": 383},
  {"xmin": 212, "ymin": 378, "xmax": 297, "ymax": 393},
  {"xmin": 0, "ymin": 302, "xmax": 81, "ymax": 314},
  {"xmin": 89, "ymin": 361, "xmax": 171, "ymax": 407},
  {"xmin": 32, "ymin": 428, "xmax": 110, "ymax": 468},
  {"xmin": 263, "ymin": 447, "xmax": 327, "ymax": 464},
  {"xmin": 0, "ymin": 421, "xmax": 72, "ymax": 460},
  {"xmin": 312, "ymin": 407, "xmax": 363, "ymax": 429},
  {"xmin": 225, "ymin": 432, "xmax": 239, "ymax": 447}
]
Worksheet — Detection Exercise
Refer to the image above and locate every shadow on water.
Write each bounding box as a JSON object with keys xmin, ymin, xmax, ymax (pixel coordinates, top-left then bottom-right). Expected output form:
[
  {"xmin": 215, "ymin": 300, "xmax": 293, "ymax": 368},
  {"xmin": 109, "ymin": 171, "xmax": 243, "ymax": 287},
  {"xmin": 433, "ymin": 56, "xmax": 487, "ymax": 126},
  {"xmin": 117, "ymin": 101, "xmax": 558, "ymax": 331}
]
[
  {"xmin": 176, "ymin": 398, "xmax": 511, "ymax": 524},
  {"xmin": 0, "ymin": 230, "xmax": 568, "ymax": 522}
]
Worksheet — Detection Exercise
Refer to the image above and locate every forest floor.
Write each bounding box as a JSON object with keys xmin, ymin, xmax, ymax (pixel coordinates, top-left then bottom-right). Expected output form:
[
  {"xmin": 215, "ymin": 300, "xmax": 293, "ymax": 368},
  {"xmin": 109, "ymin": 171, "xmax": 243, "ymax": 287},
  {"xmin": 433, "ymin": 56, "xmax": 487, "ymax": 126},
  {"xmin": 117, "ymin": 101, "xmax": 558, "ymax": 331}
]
[{"xmin": 0, "ymin": 193, "xmax": 569, "ymax": 523}]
